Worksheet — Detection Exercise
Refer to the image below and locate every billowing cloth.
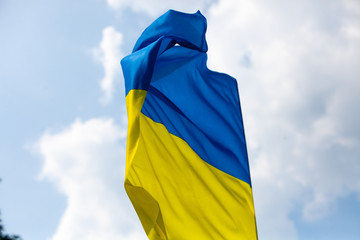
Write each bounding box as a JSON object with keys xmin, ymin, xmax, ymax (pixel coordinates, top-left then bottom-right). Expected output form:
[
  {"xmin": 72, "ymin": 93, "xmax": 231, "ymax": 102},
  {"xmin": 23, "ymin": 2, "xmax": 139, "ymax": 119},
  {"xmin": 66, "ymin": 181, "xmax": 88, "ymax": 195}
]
[{"xmin": 121, "ymin": 9, "xmax": 257, "ymax": 240}]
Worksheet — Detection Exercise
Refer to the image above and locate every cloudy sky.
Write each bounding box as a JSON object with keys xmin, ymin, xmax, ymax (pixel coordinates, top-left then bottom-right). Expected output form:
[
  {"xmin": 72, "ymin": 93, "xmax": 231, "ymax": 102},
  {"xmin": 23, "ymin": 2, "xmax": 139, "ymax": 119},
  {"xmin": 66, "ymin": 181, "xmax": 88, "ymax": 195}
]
[{"xmin": 1, "ymin": 0, "xmax": 360, "ymax": 239}]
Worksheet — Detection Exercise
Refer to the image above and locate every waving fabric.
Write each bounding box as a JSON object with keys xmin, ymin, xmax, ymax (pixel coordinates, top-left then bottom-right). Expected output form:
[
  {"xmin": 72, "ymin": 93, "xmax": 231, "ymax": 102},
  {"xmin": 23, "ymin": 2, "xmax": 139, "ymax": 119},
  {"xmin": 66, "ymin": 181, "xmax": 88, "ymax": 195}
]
[{"xmin": 121, "ymin": 9, "xmax": 257, "ymax": 240}]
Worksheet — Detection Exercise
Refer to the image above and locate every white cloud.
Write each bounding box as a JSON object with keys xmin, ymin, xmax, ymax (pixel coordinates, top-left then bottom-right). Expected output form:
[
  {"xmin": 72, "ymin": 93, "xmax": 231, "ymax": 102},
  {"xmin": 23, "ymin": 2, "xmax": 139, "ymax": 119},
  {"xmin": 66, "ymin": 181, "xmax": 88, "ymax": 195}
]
[
  {"xmin": 35, "ymin": 118, "xmax": 146, "ymax": 240},
  {"xmin": 93, "ymin": 26, "xmax": 124, "ymax": 104},
  {"xmin": 106, "ymin": 0, "xmax": 213, "ymax": 16},
  {"xmin": 206, "ymin": 0, "xmax": 360, "ymax": 239}
]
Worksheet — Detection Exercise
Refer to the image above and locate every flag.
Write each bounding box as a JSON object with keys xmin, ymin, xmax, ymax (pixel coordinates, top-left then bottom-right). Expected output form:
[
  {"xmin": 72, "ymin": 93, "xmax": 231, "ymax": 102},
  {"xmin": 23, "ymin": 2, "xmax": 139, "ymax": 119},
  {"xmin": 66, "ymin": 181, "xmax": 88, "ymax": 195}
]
[{"xmin": 121, "ymin": 9, "xmax": 257, "ymax": 239}]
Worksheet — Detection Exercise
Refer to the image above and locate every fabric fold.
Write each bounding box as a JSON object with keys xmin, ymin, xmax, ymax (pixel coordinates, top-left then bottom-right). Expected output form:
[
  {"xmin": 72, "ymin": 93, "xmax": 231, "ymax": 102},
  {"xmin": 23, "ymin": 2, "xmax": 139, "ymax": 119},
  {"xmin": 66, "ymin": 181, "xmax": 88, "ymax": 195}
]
[{"xmin": 121, "ymin": 10, "xmax": 207, "ymax": 96}]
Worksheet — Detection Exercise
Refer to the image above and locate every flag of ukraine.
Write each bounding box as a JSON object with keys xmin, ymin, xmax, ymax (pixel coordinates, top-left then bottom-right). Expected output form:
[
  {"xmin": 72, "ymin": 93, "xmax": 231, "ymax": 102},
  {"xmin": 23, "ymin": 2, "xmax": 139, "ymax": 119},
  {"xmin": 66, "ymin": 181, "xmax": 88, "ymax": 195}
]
[{"xmin": 121, "ymin": 9, "xmax": 257, "ymax": 240}]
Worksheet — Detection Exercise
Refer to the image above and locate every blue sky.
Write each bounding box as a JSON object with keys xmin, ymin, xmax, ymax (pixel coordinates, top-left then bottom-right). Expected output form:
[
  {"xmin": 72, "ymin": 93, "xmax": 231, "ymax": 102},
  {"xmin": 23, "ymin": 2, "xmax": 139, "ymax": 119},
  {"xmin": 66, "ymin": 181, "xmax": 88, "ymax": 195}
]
[{"xmin": 1, "ymin": 0, "xmax": 360, "ymax": 239}]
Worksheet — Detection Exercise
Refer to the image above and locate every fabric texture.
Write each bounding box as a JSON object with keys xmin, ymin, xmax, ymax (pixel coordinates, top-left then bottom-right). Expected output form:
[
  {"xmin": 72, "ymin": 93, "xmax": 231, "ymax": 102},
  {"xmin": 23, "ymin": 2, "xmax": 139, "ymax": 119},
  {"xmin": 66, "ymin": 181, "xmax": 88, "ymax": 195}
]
[{"xmin": 121, "ymin": 9, "xmax": 257, "ymax": 240}]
